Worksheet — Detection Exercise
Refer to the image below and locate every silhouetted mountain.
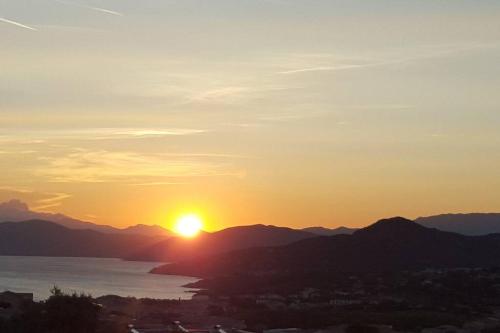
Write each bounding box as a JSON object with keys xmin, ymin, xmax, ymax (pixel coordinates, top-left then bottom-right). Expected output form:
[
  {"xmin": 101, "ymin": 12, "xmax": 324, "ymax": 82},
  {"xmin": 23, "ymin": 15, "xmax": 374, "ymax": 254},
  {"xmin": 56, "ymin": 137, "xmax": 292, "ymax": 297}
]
[
  {"xmin": 415, "ymin": 213, "xmax": 500, "ymax": 235},
  {"xmin": 0, "ymin": 220, "xmax": 162, "ymax": 258},
  {"xmin": 302, "ymin": 226, "xmax": 357, "ymax": 236},
  {"xmin": 152, "ymin": 217, "xmax": 500, "ymax": 277},
  {"xmin": 126, "ymin": 224, "xmax": 315, "ymax": 262},
  {"xmin": 0, "ymin": 199, "xmax": 118, "ymax": 233},
  {"xmin": 119, "ymin": 224, "xmax": 173, "ymax": 237},
  {"xmin": 0, "ymin": 199, "xmax": 173, "ymax": 237}
]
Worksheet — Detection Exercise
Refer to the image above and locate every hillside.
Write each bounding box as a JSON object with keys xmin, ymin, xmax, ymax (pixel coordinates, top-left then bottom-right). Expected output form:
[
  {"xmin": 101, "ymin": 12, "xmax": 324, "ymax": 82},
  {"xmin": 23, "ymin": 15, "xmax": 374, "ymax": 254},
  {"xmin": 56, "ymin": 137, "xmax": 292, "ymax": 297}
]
[
  {"xmin": 302, "ymin": 226, "xmax": 358, "ymax": 236},
  {"xmin": 0, "ymin": 220, "xmax": 163, "ymax": 258},
  {"xmin": 0, "ymin": 199, "xmax": 172, "ymax": 237},
  {"xmin": 126, "ymin": 224, "xmax": 315, "ymax": 262},
  {"xmin": 152, "ymin": 217, "xmax": 500, "ymax": 277},
  {"xmin": 415, "ymin": 213, "xmax": 500, "ymax": 235}
]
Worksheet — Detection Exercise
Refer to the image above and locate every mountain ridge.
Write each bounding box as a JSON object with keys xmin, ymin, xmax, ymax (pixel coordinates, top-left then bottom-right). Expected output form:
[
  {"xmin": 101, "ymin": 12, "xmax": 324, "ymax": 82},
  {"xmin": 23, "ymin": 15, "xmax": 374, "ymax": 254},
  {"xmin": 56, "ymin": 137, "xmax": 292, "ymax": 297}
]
[
  {"xmin": 0, "ymin": 199, "xmax": 173, "ymax": 237},
  {"xmin": 301, "ymin": 226, "xmax": 358, "ymax": 236},
  {"xmin": 415, "ymin": 213, "xmax": 500, "ymax": 235},
  {"xmin": 0, "ymin": 219, "xmax": 163, "ymax": 258},
  {"xmin": 151, "ymin": 217, "xmax": 500, "ymax": 277},
  {"xmin": 125, "ymin": 224, "xmax": 315, "ymax": 262}
]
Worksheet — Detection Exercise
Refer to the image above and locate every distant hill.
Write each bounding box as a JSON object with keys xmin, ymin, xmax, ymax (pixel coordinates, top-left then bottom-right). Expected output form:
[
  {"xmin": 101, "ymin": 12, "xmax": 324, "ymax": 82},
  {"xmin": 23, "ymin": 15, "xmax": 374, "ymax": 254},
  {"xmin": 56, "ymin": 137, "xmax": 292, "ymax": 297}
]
[
  {"xmin": 126, "ymin": 224, "xmax": 315, "ymax": 262},
  {"xmin": 415, "ymin": 213, "xmax": 500, "ymax": 235},
  {"xmin": 0, "ymin": 199, "xmax": 172, "ymax": 237},
  {"xmin": 0, "ymin": 220, "xmax": 162, "ymax": 258},
  {"xmin": 302, "ymin": 226, "xmax": 357, "ymax": 236},
  {"xmin": 0, "ymin": 199, "xmax": 117, "ymax": 233},
  {"xmin": 115, "ymin": 224, "xmax": 172, "ymax": 237},
  {"xmin": 152, "ymin": 217, "xmax": 500, "ymax": 277}
]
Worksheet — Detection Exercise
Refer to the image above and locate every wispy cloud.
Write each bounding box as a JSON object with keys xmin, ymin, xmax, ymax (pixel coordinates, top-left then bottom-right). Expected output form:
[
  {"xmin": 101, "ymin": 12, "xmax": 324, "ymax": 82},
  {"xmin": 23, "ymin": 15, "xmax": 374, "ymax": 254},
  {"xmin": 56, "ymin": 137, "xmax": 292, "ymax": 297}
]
[
  {"xmin": 0, "ymin": 17, "xmax": 37, "ymax": 31},
  {"xmin": 0, "ymin": 149, "xmax": 38, "ymax": 155},
  {"xmin": 114, "ymin": 129, "xmax": 206, "ymax": 137},
  {"xmin": 0, "ymin": 128, "xmax": 206, "ymax": 143},
  {"xmin": 345, "ymin": 104, "xmax": 415, "ymax": 111},
  {"xmin": 87, "ymin": 7, "xmax": 122, "ymax": 16},
  {"xmin": 0, "ymin": 187, "xmax": 71, "ymax": 211},
  {"xmin": 191, "ymin": 87, "xmax": 250, "ymax": 103},
  {"xmin": 160, "ymin": 152, "xmax": 254, "ymax": 159},
  {"xmin": 278, "ymin": 42, "xmax": 499, "ymax": 75},
  {"xmin": 128, "ymin": 181, "xmax": 189, "ymax": 187},
  {"xmin": 0, "ymin": 186, "xmax": 34, "ymax": 194},
  {"xmin": 258, "ymin": 109, "xmax": 332, "ymax": 122},
  {"xmin": 279, "ymin": 64, "xmax": 375, "ymax": 75},
  {"xmin": 54, "ymin": 0, "xmax": 123, "ymax": 16},
  {"xmin": 188, "ymin": 84, "xmax": 292, "ymax": 105},
  {"xmin": 81, "ymin": 127, "xmax": 208, "ymax": 140},
  {"xmin": 32, "ymin": 192, "xmax": 72, "ymax": 210},
  {"xmin": 36, "ymin": 149, "xmax": 244, "ymax": 183}
]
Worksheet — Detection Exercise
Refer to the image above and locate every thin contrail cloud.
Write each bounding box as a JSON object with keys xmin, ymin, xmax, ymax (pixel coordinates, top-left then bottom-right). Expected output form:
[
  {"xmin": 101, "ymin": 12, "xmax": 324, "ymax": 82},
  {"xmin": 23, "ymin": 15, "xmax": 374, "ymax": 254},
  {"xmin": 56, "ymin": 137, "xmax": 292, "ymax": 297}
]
[
  {"xmin": 0, "ymin": 17, "xmax": 37, "ymax": 31},
  {"xmin": 88, "ymin": 7, "xmax": 122, "ymax": 16},
  {"xmin": 54, "ymin": 0, "xmax": 123, "ymax": 16},
  {"xmin": 278, "ymin": 64, "xmax": 370, "ymax": 75}
]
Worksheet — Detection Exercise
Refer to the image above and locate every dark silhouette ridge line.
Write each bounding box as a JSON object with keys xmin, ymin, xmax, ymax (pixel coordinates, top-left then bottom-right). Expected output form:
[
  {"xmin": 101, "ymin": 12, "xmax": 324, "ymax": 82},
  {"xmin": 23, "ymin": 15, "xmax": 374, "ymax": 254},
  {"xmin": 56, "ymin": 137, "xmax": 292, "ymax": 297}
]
[{"xmin": 151, "ymin": 216, "xmax": 500, "ymax": 278}]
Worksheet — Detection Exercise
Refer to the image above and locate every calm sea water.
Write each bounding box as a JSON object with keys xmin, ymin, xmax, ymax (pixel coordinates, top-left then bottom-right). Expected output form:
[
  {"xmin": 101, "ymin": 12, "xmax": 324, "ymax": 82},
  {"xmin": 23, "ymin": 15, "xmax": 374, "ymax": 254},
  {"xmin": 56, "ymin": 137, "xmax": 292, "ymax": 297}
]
[{"xmin": 0, "ymin": 256, "xmax": 198, "ymax": 300}]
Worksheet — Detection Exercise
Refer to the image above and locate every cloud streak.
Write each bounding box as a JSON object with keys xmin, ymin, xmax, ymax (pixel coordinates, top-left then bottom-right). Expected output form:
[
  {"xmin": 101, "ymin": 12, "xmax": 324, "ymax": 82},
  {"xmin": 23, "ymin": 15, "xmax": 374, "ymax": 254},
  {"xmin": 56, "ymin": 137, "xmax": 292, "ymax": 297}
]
[
  {"xmin": 114, "ymin": 129, "xmax": 206, "ymax": 137},
  {"xmin": 87, "ymin": 7, "xmax": 123, "ymax": 16},
  {"xmin": 0, "ymin": 187, "xmax": 71, "ymax": 211},
  {"xmin": 0, "ymin": 186, "xmax": 34, "ymax": 194},
  {"xmin": 279, "ymin": 42, "xmax": 499, "ymax": 75},
  {"xmin": 36, "ymin": 149, "xmax": 244, "ymax": 183},
  {"xmin": 54, "ymin": 0, "xmax": 123, "ymax": 16},
  {"xmin": 0, "ymin": 128, "xmax": 207, "ymax": 143},
  {"xmin": 279, "ymin": 64, "xmax": 374, "ymax": 74},
  {"xmin": 0, "ymin": 17, "xmax": 37, "ymax": 31},
  {"xmin": 32, "ymin": 192, "xmax": 72, "ymax": 210}
]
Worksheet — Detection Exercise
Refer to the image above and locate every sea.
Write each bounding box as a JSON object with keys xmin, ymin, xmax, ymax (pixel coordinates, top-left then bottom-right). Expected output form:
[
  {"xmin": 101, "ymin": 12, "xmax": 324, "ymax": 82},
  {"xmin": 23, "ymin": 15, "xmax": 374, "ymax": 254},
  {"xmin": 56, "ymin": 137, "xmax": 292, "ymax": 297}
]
[{"xmin": 0, "ymin": 256, "xmax": 198, "ymax": 300}]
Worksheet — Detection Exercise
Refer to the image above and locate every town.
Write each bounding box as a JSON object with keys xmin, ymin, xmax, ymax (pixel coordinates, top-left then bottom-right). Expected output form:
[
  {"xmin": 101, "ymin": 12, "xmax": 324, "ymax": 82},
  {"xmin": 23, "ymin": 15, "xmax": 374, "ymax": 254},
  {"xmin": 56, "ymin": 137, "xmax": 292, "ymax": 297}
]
[{"xmin": 2, "ymin": 268, "xmax": 500, "ymax": 333}]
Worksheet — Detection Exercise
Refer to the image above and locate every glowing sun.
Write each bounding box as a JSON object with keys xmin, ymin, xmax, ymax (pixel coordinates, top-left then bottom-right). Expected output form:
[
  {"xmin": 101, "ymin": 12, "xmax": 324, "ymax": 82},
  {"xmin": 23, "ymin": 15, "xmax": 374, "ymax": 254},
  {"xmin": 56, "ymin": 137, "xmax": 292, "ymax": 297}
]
[{"xmin": 174, "ymin": 214, "xmax": 203, "ymax": 238}]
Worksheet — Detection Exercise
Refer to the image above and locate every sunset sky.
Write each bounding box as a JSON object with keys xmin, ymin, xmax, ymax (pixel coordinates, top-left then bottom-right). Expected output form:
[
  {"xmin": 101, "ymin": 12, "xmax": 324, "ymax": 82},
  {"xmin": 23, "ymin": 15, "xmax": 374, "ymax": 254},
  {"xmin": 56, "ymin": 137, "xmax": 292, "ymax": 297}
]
[{"xmin": 1, "ymin": 0, "xmax": 500, "ymax": 230}]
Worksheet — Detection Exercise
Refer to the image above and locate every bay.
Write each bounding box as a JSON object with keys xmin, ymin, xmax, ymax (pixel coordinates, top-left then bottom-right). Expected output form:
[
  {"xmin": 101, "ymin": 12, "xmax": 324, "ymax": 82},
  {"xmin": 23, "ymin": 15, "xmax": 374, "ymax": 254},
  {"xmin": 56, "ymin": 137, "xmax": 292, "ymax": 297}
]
[{"xmin": 0, "ymin": 256, "xmax": 198, "ymax": 300}]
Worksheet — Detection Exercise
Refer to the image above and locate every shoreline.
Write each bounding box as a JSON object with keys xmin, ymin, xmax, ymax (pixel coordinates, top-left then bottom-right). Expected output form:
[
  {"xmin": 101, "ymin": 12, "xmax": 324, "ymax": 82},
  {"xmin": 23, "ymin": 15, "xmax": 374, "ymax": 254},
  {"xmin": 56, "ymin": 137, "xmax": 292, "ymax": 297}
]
[{"xmin": 0, "ymin": 255, "xmax": 199, "ymax": 301}]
